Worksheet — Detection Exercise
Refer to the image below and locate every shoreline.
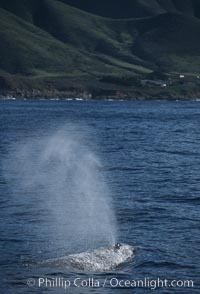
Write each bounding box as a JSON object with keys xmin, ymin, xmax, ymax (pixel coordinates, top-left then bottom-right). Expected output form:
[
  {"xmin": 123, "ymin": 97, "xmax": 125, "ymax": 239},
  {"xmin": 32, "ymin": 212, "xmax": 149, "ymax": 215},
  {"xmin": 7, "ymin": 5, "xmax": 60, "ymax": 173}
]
[{"xmin": 0, "ymin": 90, "xmax": 200, "ymax": 101}]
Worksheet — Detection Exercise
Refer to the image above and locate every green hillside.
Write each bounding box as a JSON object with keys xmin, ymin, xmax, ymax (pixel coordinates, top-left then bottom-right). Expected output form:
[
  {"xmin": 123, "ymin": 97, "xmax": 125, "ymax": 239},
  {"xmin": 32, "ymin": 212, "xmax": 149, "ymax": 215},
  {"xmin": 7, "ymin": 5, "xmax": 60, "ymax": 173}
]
[{"xmin": 0, "ymin": 0, "xmax": 200, "ymax": 98}]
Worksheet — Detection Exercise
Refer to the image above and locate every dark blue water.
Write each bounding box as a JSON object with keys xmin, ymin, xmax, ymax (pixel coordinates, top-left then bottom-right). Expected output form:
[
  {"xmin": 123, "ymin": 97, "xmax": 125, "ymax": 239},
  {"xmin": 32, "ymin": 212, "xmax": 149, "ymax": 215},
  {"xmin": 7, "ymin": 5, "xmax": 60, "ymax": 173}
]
[{"xmin": 0, "ymin": 99, "xmax": 200, "ymax": 293}]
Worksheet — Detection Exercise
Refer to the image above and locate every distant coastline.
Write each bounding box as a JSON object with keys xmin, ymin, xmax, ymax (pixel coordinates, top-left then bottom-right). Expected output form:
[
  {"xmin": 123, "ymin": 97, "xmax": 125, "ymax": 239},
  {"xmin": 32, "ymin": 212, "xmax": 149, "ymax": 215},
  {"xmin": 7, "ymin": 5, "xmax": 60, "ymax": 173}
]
[
  {"xmin": 0, "ymin": 89, "xmax": 200, "ymax": 100},
  {"xmin": 1, "ymin": 0, "xmax": 200, "ymax": 104}
]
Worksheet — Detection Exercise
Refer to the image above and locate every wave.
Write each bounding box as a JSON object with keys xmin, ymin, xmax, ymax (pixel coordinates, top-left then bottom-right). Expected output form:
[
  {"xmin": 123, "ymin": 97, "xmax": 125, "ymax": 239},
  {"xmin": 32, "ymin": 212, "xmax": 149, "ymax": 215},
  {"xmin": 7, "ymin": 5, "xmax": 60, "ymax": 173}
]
[{"xmin": 40, "ymin": 244, "xmax": 135, "ymax": 272}]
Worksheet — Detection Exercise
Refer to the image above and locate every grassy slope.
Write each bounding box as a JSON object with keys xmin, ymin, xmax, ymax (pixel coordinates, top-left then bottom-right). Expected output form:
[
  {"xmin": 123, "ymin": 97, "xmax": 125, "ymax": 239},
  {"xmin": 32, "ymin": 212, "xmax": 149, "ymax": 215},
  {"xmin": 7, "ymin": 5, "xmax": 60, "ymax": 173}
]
[
  {"xmin": 0, "ymin": 0, "xmax": 199, "ymax": 96},
  {"xmin": 131, "ymin": 12, "xmax": 200, "ymax": 73},
  {"xmin": 0, "ymin": 1, "xmax": 153, "ymax": 80},
  {"xmin": 0, "ymin": 8, "xmax": 77, "ymax": 74}
]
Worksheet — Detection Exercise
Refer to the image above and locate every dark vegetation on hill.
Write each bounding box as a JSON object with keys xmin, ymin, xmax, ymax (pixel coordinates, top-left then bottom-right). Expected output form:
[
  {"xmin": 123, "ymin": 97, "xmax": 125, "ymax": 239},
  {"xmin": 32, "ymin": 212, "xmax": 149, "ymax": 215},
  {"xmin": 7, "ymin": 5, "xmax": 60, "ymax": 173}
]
[
  {"xmin": 62, "ymin": 0, "xmax": 200, "ymax": 19},
  {"xmin": 0, "ymin": 0, "xmax": 200, "ymax": 98}
]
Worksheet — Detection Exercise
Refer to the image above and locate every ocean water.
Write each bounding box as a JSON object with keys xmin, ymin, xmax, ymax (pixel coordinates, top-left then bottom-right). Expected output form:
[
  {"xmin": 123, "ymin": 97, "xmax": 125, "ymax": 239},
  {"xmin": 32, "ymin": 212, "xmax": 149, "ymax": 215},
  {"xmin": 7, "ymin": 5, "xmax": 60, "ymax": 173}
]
[{"xmin": 0, "ymin": 99, "xmax": 199, "ymax": 293}]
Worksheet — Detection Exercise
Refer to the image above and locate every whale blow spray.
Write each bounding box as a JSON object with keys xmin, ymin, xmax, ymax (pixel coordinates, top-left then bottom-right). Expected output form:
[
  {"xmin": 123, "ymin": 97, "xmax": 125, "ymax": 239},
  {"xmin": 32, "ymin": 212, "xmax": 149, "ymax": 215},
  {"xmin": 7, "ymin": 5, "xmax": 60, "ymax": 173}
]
[{"xmin": 3, "ymin": 125, "xmax": 117, "ymax": 254}]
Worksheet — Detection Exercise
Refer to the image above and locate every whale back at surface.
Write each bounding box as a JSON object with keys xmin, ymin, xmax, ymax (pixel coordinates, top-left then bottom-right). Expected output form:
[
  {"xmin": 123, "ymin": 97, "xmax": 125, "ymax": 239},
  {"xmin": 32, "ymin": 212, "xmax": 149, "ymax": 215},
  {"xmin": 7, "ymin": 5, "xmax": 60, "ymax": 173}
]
[{"xmin": 42, "ymin": 244, "xmax": 135, "ymax": 272}]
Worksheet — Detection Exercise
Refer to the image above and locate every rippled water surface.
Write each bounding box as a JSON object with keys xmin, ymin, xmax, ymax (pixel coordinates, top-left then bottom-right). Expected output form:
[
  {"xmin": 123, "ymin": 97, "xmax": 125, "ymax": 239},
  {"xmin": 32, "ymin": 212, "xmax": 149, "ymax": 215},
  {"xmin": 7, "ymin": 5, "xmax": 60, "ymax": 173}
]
[{"xmin": 0, "ymin": 100, "xmax": 200, "ymax": 293}]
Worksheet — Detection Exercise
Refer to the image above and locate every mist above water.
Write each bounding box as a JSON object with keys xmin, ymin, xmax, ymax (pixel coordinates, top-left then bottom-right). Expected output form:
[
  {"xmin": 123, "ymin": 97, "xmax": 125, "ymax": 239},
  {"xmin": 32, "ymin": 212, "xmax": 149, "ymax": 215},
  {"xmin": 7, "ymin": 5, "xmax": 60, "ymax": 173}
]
[{"xmin": 3, "ymin": 125, "xmax": 117, "ymax": 254}]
